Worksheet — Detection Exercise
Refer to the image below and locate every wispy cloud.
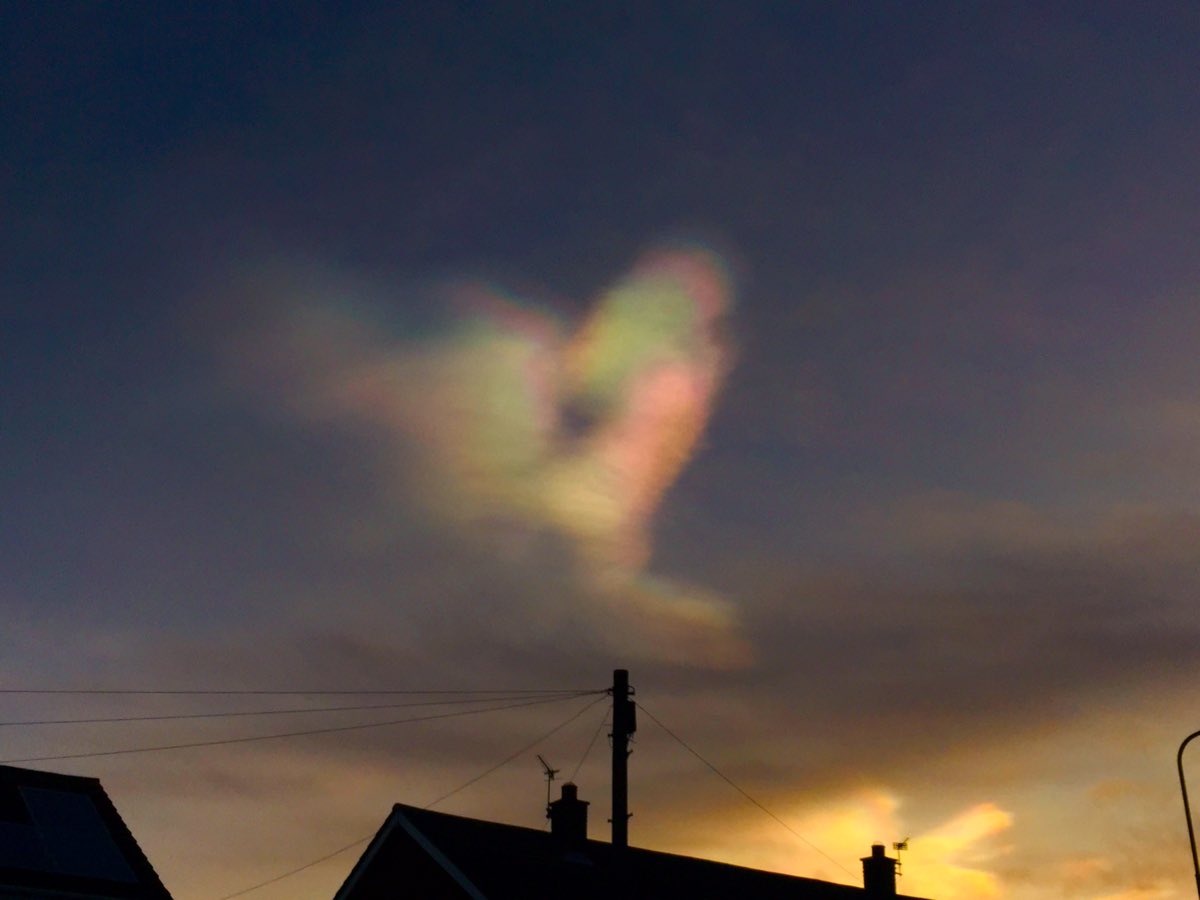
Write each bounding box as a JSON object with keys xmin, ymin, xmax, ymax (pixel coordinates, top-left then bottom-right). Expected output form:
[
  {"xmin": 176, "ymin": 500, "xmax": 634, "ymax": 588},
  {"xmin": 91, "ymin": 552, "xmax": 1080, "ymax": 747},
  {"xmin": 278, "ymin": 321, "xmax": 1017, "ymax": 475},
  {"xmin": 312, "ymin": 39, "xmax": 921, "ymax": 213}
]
[{"xmin": 668, "ymin": 788, "xmax": 1012, "ymax": 898}]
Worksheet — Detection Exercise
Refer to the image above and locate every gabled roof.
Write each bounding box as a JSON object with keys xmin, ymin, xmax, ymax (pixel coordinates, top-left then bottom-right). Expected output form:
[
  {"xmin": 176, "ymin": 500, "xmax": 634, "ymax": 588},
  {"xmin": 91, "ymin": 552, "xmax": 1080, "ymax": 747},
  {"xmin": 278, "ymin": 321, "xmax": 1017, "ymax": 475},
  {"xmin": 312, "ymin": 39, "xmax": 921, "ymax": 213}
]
[
  {"xmin": 0, "ymin": 765, "xmax": 173, "ymax": 899},
  {"xmin": 335, "ymin": 804, "xmax": 931, "ymax": 900}
]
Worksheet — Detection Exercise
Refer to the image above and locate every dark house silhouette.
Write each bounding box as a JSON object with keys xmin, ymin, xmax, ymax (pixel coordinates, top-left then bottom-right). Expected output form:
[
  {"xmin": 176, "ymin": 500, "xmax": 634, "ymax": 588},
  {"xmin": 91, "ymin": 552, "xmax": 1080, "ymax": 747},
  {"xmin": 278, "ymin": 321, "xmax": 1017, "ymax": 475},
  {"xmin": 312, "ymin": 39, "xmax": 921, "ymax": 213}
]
[
  {"xmin": 335, "ymin": 784, "xmax": 929, "ymax": 899},
  {"xmin": 0, "ymin": 764, "xmax": 173, "ymax": 899}
]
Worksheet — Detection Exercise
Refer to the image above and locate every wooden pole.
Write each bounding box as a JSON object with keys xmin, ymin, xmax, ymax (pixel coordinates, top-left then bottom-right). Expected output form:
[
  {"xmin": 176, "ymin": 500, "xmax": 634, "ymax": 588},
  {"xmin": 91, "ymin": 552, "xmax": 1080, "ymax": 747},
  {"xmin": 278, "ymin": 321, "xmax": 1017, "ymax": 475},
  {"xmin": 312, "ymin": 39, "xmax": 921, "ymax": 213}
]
[{"xmin": 611, "ymin": 668, "xmax": 635, "ymax": 851}]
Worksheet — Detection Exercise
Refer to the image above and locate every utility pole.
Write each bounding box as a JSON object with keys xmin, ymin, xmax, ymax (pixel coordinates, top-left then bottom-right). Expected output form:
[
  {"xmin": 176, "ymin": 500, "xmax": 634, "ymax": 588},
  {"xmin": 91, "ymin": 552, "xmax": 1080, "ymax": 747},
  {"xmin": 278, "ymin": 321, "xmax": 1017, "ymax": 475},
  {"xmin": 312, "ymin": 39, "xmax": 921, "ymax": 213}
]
[
  {"xmin": 610, "ymin": 668, "xmax": 636, "ymax": 851},
  {"xmin": 1179, "ymin": 729, "xmax": 1200, "ymax": 899}
]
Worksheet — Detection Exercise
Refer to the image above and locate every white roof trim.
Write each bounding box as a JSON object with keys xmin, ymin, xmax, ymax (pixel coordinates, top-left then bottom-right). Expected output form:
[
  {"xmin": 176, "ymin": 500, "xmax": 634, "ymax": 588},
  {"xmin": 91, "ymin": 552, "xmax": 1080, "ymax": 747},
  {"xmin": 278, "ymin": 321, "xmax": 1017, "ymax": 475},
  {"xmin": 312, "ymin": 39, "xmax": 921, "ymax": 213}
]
[
  {"xmin": 391, "ymin": 808, "xmax": 490, "ymax": 900},
  {"xmin": 333, "ymin": 816, "xmax": 395, "ymax": 899}
]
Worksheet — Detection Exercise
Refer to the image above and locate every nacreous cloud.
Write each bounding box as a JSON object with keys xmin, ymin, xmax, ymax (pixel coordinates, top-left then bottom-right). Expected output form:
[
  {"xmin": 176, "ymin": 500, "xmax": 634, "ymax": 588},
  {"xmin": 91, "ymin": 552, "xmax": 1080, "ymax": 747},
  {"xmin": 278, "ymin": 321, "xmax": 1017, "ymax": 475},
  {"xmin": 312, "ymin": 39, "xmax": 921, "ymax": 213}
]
[{"xmin": 221, "ymin": 246, "xmax": 749, "ymax": 668}]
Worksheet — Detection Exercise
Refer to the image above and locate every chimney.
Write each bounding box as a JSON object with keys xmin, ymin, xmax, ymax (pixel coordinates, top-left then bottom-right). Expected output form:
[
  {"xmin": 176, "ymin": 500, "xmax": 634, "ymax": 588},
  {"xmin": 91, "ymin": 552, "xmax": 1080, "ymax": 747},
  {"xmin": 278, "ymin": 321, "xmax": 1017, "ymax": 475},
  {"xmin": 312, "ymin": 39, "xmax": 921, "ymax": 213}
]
[
  {"xmin": 547, "ymin": 783, "xmax": 589, "ymax": 846},
  {"xmin": 861, "ymin": 843, "xmax": 898, "ymax": 897}
]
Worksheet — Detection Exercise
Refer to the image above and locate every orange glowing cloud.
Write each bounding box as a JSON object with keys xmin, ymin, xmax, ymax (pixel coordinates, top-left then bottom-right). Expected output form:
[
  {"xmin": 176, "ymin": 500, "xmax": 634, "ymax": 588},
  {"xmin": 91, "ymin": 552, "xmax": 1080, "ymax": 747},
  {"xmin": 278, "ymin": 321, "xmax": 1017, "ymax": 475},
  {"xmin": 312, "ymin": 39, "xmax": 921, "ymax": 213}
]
[
  {"xmin": 902, "ymin": 802, "xmax": 1013, "ymax": 899},
  {"xmin": 687, "ymin": 789, "xmax": 1012, "ymax": 899}
]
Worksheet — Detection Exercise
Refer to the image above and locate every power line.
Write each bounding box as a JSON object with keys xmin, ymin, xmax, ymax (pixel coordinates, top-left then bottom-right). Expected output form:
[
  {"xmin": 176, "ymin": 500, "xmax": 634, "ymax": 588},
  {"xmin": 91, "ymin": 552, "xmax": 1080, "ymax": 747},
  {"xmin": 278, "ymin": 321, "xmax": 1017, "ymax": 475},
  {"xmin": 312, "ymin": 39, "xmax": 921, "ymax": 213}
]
[
  {"xmin": 216, "ymin": 833, "xmax": 373, "ymax": 900},
  {"xmin": 214, "ymin": 692, "xmax": 607, "ymax": 899},
  {"xmin": 1, "ymin": 692, "xmax": 593, "ymax": 727},
  {"xmin": 569, "ymin": 702, "xmax": 610, "ymax": 783},
  {"xmin": 638, "ymin": 702, "xmax": 856, "ymax": 880},
  {"xmin": 1, "ymin": 693, "xmax": 604, "ymax": 764},
  {"xmin": 0, "ymin": 687, "xmax": 600, "ymax": 696},
  {"xmin": 425, "ymin": 693, "xmax": 608, "ymax": 809}
]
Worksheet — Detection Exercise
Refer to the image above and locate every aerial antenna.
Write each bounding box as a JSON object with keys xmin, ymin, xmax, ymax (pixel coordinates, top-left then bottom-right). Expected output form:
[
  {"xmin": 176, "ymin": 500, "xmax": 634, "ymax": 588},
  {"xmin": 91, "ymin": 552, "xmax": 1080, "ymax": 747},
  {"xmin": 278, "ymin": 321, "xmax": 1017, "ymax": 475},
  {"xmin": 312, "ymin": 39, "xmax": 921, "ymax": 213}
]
[
  {"xmin": 893, "ymin": 838, "xmax": 909, "ymax": 877},
  {"xmin": 537, "ymin": 754, "xmax": 559, "ymax": 814}
]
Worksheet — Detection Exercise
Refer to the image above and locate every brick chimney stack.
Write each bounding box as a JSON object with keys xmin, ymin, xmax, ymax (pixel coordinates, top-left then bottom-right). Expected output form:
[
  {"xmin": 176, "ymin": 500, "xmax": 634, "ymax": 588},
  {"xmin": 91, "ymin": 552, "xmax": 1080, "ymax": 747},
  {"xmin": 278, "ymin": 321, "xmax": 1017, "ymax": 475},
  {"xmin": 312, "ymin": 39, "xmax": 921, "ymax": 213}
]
[
  {"xmin": 547, "ymin": 783, "xmax": 588, "ymax": 846},
  {"xmin": 861, "ymin": 843, "xmax": 898, "ymax": 897}
]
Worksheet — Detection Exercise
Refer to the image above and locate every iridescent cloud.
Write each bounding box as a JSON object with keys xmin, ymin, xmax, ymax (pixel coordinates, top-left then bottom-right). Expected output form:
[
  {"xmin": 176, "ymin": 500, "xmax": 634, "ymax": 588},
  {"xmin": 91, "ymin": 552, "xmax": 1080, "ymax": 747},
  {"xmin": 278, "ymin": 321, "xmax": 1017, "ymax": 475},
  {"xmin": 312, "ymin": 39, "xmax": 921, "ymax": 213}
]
[{"xmin": 225, "ymin": 246, "xmax": 748, "ymax": 667}]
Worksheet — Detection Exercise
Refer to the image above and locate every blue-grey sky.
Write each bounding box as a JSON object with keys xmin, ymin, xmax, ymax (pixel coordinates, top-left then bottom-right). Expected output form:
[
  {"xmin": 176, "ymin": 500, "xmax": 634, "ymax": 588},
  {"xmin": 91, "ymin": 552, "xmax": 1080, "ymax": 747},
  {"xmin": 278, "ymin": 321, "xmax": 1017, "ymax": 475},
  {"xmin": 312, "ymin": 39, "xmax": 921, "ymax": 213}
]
[{"xmin": 4, "ymin": 3, "xmax": 1200, "ymax": 898}]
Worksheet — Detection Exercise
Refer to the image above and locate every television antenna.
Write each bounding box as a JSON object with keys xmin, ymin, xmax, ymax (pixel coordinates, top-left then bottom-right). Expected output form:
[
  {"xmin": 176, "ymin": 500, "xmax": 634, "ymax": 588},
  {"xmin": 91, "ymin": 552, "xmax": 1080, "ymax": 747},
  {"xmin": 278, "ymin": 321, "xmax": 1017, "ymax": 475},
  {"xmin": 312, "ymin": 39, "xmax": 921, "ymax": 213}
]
[
  {"xmin": 893, "ymin": 838, "xmax": 909, "ymax": 876},
  {"xmin": 537, "ymin": 754, "xmax": 559, "ymax": 812}
]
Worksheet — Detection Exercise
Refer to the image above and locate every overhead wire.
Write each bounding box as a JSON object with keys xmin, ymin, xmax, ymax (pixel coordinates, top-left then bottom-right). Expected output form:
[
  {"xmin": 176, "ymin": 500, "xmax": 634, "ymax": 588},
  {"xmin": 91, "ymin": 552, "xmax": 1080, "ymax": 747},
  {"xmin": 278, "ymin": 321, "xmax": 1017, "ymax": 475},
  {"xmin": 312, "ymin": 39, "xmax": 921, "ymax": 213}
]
[
  {"xmin": 637, "ymin": 701, "xmax": 856, "ymax": 880},
  {"xmin": 213, "ymin": 691, "xmax": 607, "ymax": 899},
  {"xmin": 0, "ymin": 692, "xmax": 593, "ymax": 727},
  {"xmin": 9, "ymin": 681, "xmax": 860, "ymax": 887},
  {"xmin": 1, "ymin": 692, "xmax": 604, "ymax": 765},
  {"xmin": 0, "ymin": 687, "xmax": 601, "ymax": 696},
  {"xmin": 425, "ymin": 693, "xmax": 608, "ymax": 809},
  {"xmin": 215, "ymin": 833, "xmax": 374, "ymax": 900},
  {"xmin": 569, "ymin": 701, "xmax": 610, "ymax": 783}
]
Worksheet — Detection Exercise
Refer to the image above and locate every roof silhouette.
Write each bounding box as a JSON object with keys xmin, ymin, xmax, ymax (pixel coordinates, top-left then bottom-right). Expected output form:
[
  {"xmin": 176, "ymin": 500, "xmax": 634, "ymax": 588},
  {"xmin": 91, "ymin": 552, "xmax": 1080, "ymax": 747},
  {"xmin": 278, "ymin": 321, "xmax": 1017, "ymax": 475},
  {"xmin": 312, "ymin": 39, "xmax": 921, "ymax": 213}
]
[
  {"xmin": 336, "ymin": 802, "xmax": 932, "ymax": 900},
  {"xmin": 0, "ymin": 764, "xmax": 173, "ymax": 899}
]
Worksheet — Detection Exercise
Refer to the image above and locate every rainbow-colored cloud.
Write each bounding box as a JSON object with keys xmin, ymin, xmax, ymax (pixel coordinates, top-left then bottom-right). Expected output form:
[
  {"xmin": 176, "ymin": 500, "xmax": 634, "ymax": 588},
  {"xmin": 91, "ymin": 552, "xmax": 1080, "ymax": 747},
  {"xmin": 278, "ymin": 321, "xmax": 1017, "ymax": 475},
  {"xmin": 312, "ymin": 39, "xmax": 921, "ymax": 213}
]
[{"xmin": 226, "ymin": 246, "xmax": 749, "ymax": 667}]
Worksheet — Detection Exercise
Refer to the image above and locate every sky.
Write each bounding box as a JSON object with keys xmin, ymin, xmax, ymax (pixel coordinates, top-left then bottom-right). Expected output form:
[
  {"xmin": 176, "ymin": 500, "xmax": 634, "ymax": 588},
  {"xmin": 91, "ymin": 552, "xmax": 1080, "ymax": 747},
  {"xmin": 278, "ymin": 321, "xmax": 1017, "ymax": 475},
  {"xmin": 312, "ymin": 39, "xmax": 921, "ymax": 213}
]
[{"xmin": 3, "ymin": 2, "xmax": 1200, "ymax": 898}]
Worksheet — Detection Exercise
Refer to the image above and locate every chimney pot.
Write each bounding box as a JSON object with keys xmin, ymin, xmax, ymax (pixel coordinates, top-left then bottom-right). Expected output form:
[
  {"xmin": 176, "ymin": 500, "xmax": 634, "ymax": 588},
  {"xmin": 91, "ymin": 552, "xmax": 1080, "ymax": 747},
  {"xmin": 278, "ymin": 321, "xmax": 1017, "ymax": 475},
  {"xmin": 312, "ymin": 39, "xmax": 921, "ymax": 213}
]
[
  {"xmin": 862, "ymin": 843, "xmax": 898, "ymax": 897},
  {"xmin": 547, "ymin": 782, "xmax": 588, "ymax": 847}
]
